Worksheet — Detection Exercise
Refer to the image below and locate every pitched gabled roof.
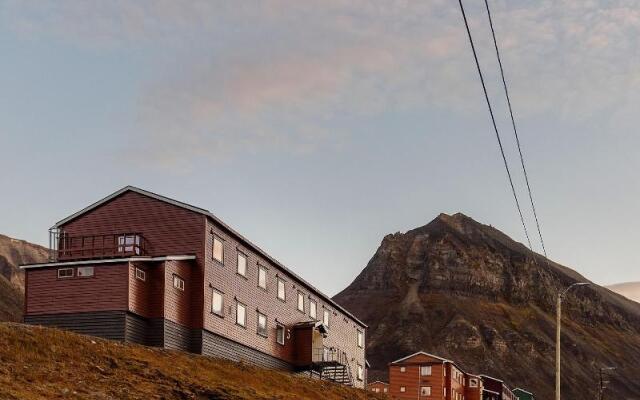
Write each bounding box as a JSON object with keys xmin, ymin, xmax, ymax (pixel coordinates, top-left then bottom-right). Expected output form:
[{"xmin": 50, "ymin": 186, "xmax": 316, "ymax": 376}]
[
  {"xmin": 513, "ymin": 388, "xmax": 534, "ymax": 395},
  {"xmin": 390, "ymin": 351, "xmax": 451, "ymax": 364},
  {"xmin": 52, "ymin": 185, "xmax": 366, "ymax": 328}
]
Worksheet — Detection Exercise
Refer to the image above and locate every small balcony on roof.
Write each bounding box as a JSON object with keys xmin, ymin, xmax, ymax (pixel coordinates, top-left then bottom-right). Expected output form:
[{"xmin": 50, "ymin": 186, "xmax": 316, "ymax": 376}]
[{"xmin": 49, "ymin": 229, "xmax": 149, "ymax": 262}]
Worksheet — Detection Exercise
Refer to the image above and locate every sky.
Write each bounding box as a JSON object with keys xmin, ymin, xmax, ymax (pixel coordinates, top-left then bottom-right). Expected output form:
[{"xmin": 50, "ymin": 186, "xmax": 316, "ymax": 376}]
[{"xmin": 2, "ymin": 0, "xmax": 640, "ymax": 295}]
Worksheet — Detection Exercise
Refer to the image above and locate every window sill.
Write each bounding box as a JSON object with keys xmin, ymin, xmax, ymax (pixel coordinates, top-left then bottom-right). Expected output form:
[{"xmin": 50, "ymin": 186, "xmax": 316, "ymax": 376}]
[
  {"xmin": 235, "ymin": 322, "xmax": 247, "ymax": 329},
  {"xmin": 257, "ymin": 332, "xmax": 268, "ymax": 338},
  {"xmin": 211, "ymin": 311, "xmax": 224, "ymax": 319},
  {"xmin": 236, "ymin": 272, "xmax": 248, "ymax": 280}
]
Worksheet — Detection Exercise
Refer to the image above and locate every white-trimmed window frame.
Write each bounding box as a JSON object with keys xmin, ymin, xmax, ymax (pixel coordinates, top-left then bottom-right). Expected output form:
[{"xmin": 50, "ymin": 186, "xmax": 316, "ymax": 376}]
[
  {"xmin": 277, "ymin": 277, "xmax": 286, "ymax": 301},
  {"xmin": 211, "ymin": 288, "xmax": 224, "ymax": 316},
  {"xmin": 236, "ymin": 301, "xmax": 247, "ymax": 327},
  {"xmin": 309, "ymin": 299, "xmax": 317, "ymax": 320},
  {"xmin": 256, "ymin": 311, "xmax": 268, "ymax": 337},
  {"xmin": 212, "ymin": 234, "xmax": 224, "ymax": 264},
  {"xmin": 276, "ymin": 323, "xmax": 285, "ymax": 345},
  {"xmin": 57, "ymin": 268, "xmax": 74, "ymax": 279},
  {"xmin": 135, "ymin": 267, "xmax": 146, "ymax": 281},
  {"xmin": 297, "ymin": 291, "xmax": 305, "ymax": 312},
  {"xmin": 258, "ymin": 265, "xmax": 267, "ymax": 290},
  {"xmin": 237, "ymin": 251, "xmax": 247, "ymax": 277},
  {"xmin": 173, "ymin": 275, "xmax": 185, "ymax": 291},
  {"xmin": 357, "ymin": 330, "xmax": 364, "ymax": 348}
]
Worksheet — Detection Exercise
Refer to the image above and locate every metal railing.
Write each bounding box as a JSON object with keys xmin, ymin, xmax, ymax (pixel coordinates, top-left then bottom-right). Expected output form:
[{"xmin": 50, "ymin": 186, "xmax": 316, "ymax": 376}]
[
  {"xmin": 312, "ymin": 347, "xmax": 349, "ymax": 365},
  {"xmin": 49, "ymin": 229, "xmax": 148, "ymax": 261}
]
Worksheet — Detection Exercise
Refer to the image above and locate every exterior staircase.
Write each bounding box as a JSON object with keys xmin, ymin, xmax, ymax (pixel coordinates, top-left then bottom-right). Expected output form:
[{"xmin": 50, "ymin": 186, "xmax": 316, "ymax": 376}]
[{"xmin": 309, "ymin": 347, "xmax": 354, "ymax": 386}]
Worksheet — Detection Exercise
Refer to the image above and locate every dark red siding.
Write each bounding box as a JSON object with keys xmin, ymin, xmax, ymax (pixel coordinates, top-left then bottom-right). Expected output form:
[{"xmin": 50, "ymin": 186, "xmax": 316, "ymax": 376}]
[
  {"xmin": 60, "ymin": 191, "xmax": 206, "ymax": 327},
  {"xmin": 25, "ymin": 264, "xmax": 128, "ymax": 315},
  {"xmin": 128, "ymin": 262, "xmax": 164, "ymax": 319}
]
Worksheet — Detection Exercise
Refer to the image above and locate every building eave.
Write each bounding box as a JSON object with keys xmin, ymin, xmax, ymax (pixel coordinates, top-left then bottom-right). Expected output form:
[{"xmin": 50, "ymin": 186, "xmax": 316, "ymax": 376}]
[
  {"xmin": 20, "ymin": 255, "xmax": 197, "ymax": 269},
  {"xmin": 390, "ymin": 351, "xmax": 451, "ymax": 365}
]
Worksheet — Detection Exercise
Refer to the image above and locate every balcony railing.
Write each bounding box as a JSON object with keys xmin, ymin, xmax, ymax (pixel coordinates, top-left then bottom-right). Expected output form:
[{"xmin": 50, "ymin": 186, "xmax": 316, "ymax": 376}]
[
  {"xmin": 50, "ymin": 230, "xmax": 148, "ymax": 261},
  {"xmin": 312, "ymin": 347, "xmax": 349, "ymax": 366}
]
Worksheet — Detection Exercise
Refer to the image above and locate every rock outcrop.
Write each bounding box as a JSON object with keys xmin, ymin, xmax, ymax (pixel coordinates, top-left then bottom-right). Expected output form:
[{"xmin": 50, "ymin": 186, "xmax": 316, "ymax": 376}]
[{"xmin": 334, "ymin": 213, "xmax": 640, "ymax": 399}]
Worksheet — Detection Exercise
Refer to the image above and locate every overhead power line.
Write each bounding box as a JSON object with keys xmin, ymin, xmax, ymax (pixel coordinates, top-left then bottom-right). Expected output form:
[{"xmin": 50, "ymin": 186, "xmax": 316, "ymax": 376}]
[
  {"xmin": 457, "ymin": 0, "xmax": 534, "ymax": 252},
  {"xmin": 483, "ymin": 0, "xmax": 548, "ymax": 258}
]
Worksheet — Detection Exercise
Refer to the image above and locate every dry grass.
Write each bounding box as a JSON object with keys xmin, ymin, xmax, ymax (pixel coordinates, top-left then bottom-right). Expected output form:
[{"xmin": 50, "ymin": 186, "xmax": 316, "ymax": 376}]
[{"xmin": 0, "ymin": 323, "xmax": 384, "ymax": 400}]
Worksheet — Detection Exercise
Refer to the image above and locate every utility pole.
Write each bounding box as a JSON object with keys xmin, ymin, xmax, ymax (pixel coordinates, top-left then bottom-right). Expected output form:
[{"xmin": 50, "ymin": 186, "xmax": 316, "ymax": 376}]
[
  {"xmin": 556, "ymin": 282, "xmax": 590, "ymax": 400},
  {"xmin": 598, "ymin": 366, "xmax": 616, "ymax": 400}
]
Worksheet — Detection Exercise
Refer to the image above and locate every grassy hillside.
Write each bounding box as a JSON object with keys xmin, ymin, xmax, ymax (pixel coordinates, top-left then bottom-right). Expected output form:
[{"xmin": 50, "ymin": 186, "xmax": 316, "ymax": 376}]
[
  {"xmin": 0, "ymin": 323, "xmax": 383, "ymax": 400},
  {"xmin": 0, "ymin": 275, "xmax": 23, "ymax": 322}
]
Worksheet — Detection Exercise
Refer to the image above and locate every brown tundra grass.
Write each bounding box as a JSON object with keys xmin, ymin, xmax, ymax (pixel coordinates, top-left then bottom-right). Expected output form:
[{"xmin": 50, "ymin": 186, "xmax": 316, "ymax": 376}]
[{"xmin": 0, "ymin": 323, "xmax": 384, "ymax": 400}]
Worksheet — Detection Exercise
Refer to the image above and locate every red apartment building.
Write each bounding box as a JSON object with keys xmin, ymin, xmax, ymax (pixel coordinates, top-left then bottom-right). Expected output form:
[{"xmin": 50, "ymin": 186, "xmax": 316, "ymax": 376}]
[
  {"xmin": 21, "ymin": 186, "xmax": 367, "ymax": 387},
  {"xmin": 388, "ymin": 351, "xmax": 479, "ymax": 400},
  {"xmin": 368, "ymin": 381, "xmax": 390, "ymax": 395},
  {"xmin": 480, "ymin": 375, "xmax": 517, "ymax": 400}
]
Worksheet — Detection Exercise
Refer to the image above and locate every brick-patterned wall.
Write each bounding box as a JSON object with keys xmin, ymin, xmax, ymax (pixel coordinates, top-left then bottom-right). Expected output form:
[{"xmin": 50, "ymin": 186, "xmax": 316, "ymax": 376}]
[
  {"xmin": 25, "ymin": 264, "xmax": 128, "ymax": 315},
  {"xmin": 202, "ymin": 218, "xmax": 366, "ymax": 387}
]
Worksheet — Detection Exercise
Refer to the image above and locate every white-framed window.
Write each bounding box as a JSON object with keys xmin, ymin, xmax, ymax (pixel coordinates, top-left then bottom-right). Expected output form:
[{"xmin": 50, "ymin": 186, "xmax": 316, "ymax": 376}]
[
  {"xmin": 212, "ymin": 235, "xmax": 224, "ymax": 263},
  {"xmin": 357, "ymin": 364, "xmax": 364, "ymax": 381},
  {"xmin": 135, "ymin": 267, "xmax": 145, "ymax": 281},
  {"xmin": 77, "ymin": 266, "xmax": 94, "ymax": 278},
  {"xmin": 297, "ymin": 291, "xmax": 305, "ymax": 312},
  {"xmin": 211, "ymin": 289, "xmax": 224, "ymax": 316},
  {"xmin": 236, "ymin": 301, "xmax": 246, "ymax": 327},
  {"xmin": 276, "ymin": 324, "xmax": 285, "ymax": 345},
  {"xmin": 117, "ymin": 234, "xmax": 141, "ymax": 254},
  {"xmin": 257, "ymin": 311, "xmax": 267, "ymax": 337},
  {"xmin": 309, "ymin": 299, "xmax": 317, "ymax": 320},
  {"xmin": 420, "ymin": 365, "xmax": 432, "ymax": 376},
  {"xmin": 469, "ymin": 378, "xmax": 479, "ymax": 388},
  {"xmin": 173, "ymin": 275, "xmax": 185, "ymax": 291},
  {"xmin": 357, "ymin": 330, "xmax": 364, "ymax": 348},
  {"xmin": 323, "ymin": 309, "xmax": 330, "ymax": 327},
  {"xmin": 384, "ymin": 387, "xmax": 388, "ymax": 393},
  {"xmin": 400, "ymin": 386, "xmax": 406, "ymax": 393},
  {"xmin": 258, "ymin": 265, "xmax": 267, "ymax": 289},
  {"xmin": 237, "ymin": 252, "xmax": 247, "ymax": 277},
  {"xmin": 400, "ymin": 366, "xmax": 406, "ymax": 373},
  {"xmin": 277, "ymin": 277, "xmax": 286, "ymax": 301},
  {"xmin": 421, "ymin": 386, "xmax": 431, "ymax": 396},
  {"xmin": 57, "ymin": 268, "xmax": 74, "ymax": 278}
]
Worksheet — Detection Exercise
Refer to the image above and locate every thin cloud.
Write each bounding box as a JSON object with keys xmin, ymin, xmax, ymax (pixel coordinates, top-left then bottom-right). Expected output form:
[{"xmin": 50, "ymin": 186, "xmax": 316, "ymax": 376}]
[{"xmin": 5, "ymin": 1, "xmax": 640, "ymax": 168}]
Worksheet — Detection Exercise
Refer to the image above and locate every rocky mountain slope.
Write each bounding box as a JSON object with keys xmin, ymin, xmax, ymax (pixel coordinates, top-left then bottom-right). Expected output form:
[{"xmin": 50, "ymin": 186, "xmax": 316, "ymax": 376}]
[
  {"xmin": 607, "ymin": 282, "xmax": 640, "ymax": 303},
  {"xmin": 0, "ymin": 323, "xmax": 383, "ymax": 400},
  {"xmin": 334, "ymin": 213, "xmax": 640, "ymax": 400},
  {"xmin": 0, "ymin": 234, "xmax": 48, "ymax": 321}
]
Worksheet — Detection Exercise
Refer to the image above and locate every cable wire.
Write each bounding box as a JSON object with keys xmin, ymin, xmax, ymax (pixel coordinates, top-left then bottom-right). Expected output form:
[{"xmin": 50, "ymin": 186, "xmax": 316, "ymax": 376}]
[
  {"xmin": 457, "ymin": 0, "xmax": 534, "ymax": 252},
  {"xmin": 483, "ymin": 0, "xmax": 548, "ymax": 258}
]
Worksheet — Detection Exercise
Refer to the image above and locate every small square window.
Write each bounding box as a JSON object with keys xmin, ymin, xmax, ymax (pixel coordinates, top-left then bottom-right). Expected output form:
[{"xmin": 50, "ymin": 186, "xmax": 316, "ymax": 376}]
[
  {"xmin": 77, "ymin": 266, "xmax": 94, "ymax": 278},
  {"xmin": 212, "ymin": 289, "xmax": 224, "ymax": 316},
  {"xmin": 57, "ymin": 268, "xmax": 74, "ymax": 278},
  {"xmin": 277, "ymin": 277, "xmax": 286, "ymax": 301},
  {"xmin": 173, "ymin": 275, "xmax": 185, "ymax": 291},
  {"xmin": 309, "ymin": 299, "xmax": 317, "ymax": 320},
  {"xmin": 421, "ymin": 365, "xmax": 432, "ymax": 376},
  {"xmin": 237, "ymin": 252, "xmax": 247, "ymax": 277},
  {"xmin": 400, "ymin": 386, "xmax": 406, "ymax": 393},
  {"xmin": 257, "ymin": 312, "xmax": 268, "ymax": 337},
  {"xmin": 258, "ymin": 265, "xmax": 267, "ymax": 289},
  {"xmin": 357, "ymin": 330, "xmax": 364, "ymax": 348},
  {"xmin": 135, "ymin": 267, "xmax": 145, "ymax": 281},
  {"xmin": 421, "ymin": 386, "xmax": 431, "ymax": 396},
  {"xmin": 323, "ymin": 309, "xmax": 330, "ymax": 327},
  {"xmin": 212, "ymin": 235, "xmax": 224, "ymax": 263},
  {"xmin": 297, "ymin": 291, "xmax": 305, "ymax": 312},
  {"xmin": 400, "ymin": 366, "xmax": 406, "ymax": 373},
  {"xmin": 236, "ymin": 301, "xmax": 246, "ymax": 327},
  {"xmin": 276, "ymin": 324, "xmax": 285, "ymax": 345}
]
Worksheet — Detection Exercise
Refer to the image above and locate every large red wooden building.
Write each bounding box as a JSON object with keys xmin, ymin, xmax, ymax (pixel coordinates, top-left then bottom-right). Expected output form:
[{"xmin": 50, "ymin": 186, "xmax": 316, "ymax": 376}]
[{"xmin": 21, "ymin": 186, "xmax": 367, "ymax": 387}]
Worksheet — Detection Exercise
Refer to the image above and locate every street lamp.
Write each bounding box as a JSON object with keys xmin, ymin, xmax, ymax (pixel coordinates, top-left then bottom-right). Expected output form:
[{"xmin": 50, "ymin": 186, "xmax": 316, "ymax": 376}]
[{"xmin": 556, "ymin": 282, "xmax": 590, "ymax": 400}]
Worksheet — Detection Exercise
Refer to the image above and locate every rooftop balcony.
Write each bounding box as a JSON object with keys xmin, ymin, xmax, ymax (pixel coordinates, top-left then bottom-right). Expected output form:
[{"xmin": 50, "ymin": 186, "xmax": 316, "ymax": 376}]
[{"xmin": 49, "ymin": 230, "xmax": 149, "ymax": 262}]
